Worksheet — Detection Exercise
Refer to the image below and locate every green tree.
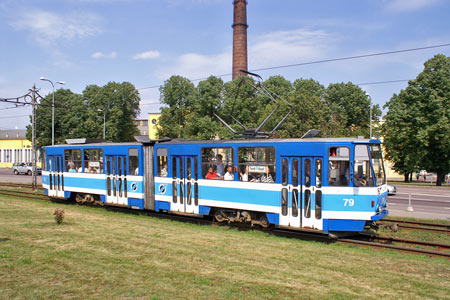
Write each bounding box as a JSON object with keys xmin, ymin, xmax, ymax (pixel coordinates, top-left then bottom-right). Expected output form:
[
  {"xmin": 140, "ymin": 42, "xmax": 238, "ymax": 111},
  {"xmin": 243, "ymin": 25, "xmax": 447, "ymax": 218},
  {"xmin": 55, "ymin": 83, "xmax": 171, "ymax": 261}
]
[
  {"xmin": 383, "ymin": 54, "xmax": 450, "ymax": 185},
  {"xmin": 325, "ymin": 82, "xmax": 381, "ymax": 137},
  {"xmin": 157, "ymin": 76, "xmax": 196, "ymax": 138},
  {"xmin": 27, "ymin": 82, "xmax": 140, "ymax": 146}
]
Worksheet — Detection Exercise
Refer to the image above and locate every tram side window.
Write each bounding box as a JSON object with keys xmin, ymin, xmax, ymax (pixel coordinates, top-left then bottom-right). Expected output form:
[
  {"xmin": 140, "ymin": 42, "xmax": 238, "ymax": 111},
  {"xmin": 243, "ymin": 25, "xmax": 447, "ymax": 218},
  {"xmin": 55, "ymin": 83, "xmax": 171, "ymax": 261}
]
[
  {"xmin": 328, "ymin": 147, "xmax": 350, "ymax": 186},
  {"xmin": 354, "ymin": 145, "xmax": 374, "ymax": 187},
  {"xmin": 238, "ymin": 147, "xmax": 276, "ymax": 183},
  {"xmin": 156, "ymin": 148, "xmax": 168, "ymax": 177},
  {"xmin": 201, "ymin": 147, "xmax": 233, "ymax": 179},
  {"xmin": 42, "ymin": 150, "xmax": 47, "ymax": 171},
  {"xmin": 64, "ymin": 149, "xmax": 82, "ymax": 172},
  {"xmin": 129, "ymin": 148, "xmax": 139, "ymax": 175},
  {"xmin": 83, "ymin": 149, "xmax": 103, "ymax": 174}
]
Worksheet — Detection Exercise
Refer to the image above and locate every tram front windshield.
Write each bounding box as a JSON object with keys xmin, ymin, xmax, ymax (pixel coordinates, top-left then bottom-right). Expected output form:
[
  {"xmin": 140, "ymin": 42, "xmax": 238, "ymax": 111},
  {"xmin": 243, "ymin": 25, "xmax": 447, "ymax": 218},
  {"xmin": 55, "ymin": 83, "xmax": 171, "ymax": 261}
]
[{"xmin": 369, "ymin": 144, "xmax": 386, "ymax": 186}]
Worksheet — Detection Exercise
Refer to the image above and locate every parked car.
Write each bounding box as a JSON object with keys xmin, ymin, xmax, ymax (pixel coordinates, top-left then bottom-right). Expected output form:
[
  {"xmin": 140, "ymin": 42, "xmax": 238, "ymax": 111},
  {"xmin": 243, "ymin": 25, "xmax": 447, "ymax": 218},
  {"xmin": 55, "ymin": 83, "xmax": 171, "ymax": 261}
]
[
  {"xmin": 12, "ymin": 162, "xmax": 42, "ymax": 175},
  {"xmin": 386, "ymin": 184, "xmax": 397, "ymax": 196}
]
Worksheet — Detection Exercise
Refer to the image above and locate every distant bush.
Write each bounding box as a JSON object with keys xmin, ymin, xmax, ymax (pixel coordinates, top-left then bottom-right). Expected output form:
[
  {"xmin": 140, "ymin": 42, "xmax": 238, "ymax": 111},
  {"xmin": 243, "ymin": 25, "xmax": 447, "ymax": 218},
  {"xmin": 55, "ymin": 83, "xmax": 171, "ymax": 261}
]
[{"xmin": 53, "ymin": 208, "xmax": 65, "ymax": 224}]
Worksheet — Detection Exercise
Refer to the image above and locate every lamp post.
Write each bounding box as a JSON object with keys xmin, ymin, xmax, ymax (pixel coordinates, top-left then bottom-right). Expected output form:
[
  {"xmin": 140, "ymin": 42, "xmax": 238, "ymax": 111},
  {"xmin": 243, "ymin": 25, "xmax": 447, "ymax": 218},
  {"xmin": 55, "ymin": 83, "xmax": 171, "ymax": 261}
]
[
  {"xmin": 40, "ymin": 77, "xmax": 65, "ymax": 145},
  {"xmin": 97, "ymin": 109, "xmax": 106, "ymax": 139},
  {"xmin": 367, "ymin": 94, "xmax": 373, "ymax": 139}
]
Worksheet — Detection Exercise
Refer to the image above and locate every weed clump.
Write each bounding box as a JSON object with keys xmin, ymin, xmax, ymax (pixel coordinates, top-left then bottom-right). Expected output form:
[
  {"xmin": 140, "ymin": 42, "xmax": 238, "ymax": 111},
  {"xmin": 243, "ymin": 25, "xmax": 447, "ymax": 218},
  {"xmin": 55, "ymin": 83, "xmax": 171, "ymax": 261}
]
[{"xmin": 53, "ymin": 208, "xmax": 65, "ymax": 224}]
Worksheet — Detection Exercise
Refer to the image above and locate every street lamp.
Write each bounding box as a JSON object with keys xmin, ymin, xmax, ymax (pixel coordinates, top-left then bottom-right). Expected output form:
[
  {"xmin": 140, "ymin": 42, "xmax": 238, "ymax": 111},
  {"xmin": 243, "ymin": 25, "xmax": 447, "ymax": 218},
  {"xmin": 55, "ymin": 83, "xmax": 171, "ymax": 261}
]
[
  {"xmin": 40, "ymin": 77, "xmax": 65, "ymax": 145},
  {"xmin": 367, "ymin": 94, "xmax": 373, "ymax": 139},
  {"xmin": 97, "ymin": 109, "xmax": 106, "ymax": 139}
]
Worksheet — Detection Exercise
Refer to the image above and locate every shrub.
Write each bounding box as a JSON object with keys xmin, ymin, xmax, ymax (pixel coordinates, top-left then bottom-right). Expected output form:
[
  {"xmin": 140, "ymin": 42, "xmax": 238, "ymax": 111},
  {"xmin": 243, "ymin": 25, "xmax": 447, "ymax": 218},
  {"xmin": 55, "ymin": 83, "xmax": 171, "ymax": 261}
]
[{"xmin": 53, "ymin": 208, "xmax": 65, "ymax": 224}]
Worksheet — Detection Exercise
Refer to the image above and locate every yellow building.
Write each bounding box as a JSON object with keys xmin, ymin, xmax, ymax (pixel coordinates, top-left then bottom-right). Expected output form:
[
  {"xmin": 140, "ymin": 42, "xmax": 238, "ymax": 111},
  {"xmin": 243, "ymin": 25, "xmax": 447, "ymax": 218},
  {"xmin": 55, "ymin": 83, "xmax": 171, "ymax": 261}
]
[
  {"xmin": 0, "ymin": 130, "xmax": 35, "ymax": 168},
  {"xmin": 148, "ymin": 113, "xmax": 161, "ymax": 140}
]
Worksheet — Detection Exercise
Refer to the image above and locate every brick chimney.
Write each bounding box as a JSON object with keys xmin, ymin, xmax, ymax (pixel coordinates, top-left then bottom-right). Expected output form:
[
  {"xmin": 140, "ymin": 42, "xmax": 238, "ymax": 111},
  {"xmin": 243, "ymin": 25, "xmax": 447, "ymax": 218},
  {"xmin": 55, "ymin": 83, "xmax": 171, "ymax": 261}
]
[{"xmin": 232, "ymin": 0, "xmax": 248, "ymax": 80}]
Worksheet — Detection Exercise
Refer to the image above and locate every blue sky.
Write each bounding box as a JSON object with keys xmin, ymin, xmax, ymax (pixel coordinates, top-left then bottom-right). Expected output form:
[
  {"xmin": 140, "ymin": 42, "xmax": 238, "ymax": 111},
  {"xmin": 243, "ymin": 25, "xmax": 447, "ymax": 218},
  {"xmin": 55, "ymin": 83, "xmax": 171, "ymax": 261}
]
[{"xmin": 1, "ymin": 0, "xmax": 449, "ymax": 130}]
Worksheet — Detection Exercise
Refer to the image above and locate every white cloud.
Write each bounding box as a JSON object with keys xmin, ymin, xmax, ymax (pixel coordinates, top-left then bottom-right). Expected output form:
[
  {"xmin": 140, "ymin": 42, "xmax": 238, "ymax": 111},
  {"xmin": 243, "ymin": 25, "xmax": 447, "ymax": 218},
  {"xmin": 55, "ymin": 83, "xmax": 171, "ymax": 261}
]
[
  {"xmin": 132, "ymin": 50, "xmax": 161, "ymax": 60},
  {"xmin": 249, "ymin": 28, "xmax": 333, "ymax": 68},
  {"xmin": 91, "ymin": 51, "xmax": 117, "ymax": 59},
  {"xmin": 10, "ymin": 9, "xmax": 103, "ymax": 45},
  {"xmin": 385, "ymin": 0, "xmax": 442, "ymax": 12},
  {"xmin": 155, "ymin": 28, "xmax": 335, "ymax": 81}
]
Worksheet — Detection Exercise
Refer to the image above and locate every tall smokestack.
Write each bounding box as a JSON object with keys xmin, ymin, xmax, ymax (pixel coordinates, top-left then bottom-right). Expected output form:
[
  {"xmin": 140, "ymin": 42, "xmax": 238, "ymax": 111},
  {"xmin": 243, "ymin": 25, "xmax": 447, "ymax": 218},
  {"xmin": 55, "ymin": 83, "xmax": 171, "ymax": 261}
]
[{"xmin": 232, "ymin": 0, "xmax": 248, "ymax": 80}]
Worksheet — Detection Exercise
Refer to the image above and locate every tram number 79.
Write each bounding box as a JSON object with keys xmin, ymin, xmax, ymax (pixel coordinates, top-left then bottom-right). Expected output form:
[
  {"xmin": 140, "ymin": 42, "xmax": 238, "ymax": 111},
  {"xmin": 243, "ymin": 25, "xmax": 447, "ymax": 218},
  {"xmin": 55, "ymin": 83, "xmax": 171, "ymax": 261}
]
[{"xmin": 343, "ymin": 198, "xmax": 355, "ymax": 207}]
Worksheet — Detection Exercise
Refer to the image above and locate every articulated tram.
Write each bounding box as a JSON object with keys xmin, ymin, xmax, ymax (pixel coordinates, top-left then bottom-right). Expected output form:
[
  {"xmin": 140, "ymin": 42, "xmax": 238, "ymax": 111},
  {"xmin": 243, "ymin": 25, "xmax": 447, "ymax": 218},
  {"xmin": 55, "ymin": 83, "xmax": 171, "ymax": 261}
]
[{"xmin": 42, "ymin": 137, "xmax": 388, "ymax": 233}]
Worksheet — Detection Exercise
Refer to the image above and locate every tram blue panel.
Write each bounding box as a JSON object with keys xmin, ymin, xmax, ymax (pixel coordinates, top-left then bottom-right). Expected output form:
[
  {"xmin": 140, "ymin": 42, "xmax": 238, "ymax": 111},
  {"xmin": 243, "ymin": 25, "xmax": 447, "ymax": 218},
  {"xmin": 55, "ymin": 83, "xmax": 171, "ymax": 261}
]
[
  {"xmin": 371, "ymin": 209, "xmax": 388, "ymax": 221},
  {"xmin": 200, "ymin": 186, "xmax": 279, "ymax": 207},
  {"xmin": 199, "ymin": 205, "xmax": 211, "ymax": 216},
  {"xmin": 155, "ymin": 201, "xmax": 170, "ymax": 212},
  {"xmin": 327, "ymin": 219, "xmax": 366, "ymax": 232},
  {"xmin": 64, "ymin": 191, "xmax": 71, "ymax": 199},
  {"xmin": 266, "ymin": 213, "xmax": 279, "ymax": 225},
  {"xmin": 100, "ymin": 194, "xmax": 106, "ymax": 203},
  {"xmin": 128, "ymin": 180, "xmax": 144, "ymax": 193},
  {"xmin": 63, "ymin": 177, "xmax": 106, "ymax": 191},
  {"xmin": 129, "ymin": 198, "xmax": 144, "ymax": 210},
  {"xmin": 43, "ymin": 188, "xmax": 48, "ymax": 195},
  {"xmin": 323, "ymin": 194, "xmax": 376, "ymax": 212},
  {"xmin": 155, "ymin": 182, "xmax": 172, "ymax": 196}
]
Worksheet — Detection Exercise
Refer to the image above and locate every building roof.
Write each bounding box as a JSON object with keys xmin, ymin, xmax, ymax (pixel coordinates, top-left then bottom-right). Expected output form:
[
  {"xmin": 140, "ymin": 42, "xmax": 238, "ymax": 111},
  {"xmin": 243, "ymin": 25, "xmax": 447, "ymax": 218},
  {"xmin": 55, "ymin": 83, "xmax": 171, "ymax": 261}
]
[{"xmin": 0, "ymin": 129, "xmax": 27, "ymax": 140}]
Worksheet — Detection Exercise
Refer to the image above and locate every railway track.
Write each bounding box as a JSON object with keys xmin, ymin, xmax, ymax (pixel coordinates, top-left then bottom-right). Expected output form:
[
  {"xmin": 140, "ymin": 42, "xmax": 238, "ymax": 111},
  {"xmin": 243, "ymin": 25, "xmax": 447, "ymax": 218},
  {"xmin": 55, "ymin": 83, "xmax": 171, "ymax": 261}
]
[
  {"xmin": 0, "ymin": 187, "xmax": 449, "ymax": 259},
  {"xmin": 378, "ymin": 219, "xmax": 450, "ymax": 234}
]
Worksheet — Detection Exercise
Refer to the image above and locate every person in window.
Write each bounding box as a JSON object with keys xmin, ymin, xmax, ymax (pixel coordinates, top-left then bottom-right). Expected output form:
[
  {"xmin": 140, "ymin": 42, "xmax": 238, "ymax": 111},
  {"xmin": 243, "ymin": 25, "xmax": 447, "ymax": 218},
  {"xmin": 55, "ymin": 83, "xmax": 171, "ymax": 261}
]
[
  {"xmin": 261, "ymin": 166, "xmax": 274, "ymax": 183},
  {"xmin": 216, "ymin": 154, "xmax": 224, "ymax": 176},
  {"xmin": 239, "ymin": 166, "xmax": 248, "ymax": 182},
  {"xmin": 224, "ymin": 165, "xmax": 234, "ymax": 181},
  {"xmin": 68, "ymin": 162, "xmax": 77, "ymax": 173},
  {"xmin": 206, "ymin": 166, "xmax": 221, "ymax": 179},
  {"xmin": 160, "ymin": 162, "xmax": 168, "ymax": 177}
]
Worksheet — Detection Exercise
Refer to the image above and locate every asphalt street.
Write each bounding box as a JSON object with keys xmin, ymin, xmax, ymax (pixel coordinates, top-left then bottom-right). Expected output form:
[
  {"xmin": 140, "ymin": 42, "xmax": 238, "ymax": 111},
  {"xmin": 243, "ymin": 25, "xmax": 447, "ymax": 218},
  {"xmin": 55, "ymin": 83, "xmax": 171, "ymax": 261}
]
[
  {"xmin": 0, "ymin": 168, "xmax": 41, "ymax": 185},
  {"xmin": 387, "ymin": 185, "xmax": 450, "ymax": 220}
]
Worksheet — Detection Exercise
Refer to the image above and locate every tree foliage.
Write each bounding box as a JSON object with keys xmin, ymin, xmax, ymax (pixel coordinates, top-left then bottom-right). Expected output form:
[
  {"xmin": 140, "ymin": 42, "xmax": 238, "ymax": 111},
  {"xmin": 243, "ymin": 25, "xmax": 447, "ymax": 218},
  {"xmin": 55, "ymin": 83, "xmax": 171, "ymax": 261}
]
[
  {"xmin": 157, "ymin": 75, "xmax": 380, "ymax": 140},
  {"xmin": 27, "ymin": 82, "xmax": 140, "ymax": 147},
  {"xmin": 382, "ymin": 54, "xmax": 450, "ymax": 185}
]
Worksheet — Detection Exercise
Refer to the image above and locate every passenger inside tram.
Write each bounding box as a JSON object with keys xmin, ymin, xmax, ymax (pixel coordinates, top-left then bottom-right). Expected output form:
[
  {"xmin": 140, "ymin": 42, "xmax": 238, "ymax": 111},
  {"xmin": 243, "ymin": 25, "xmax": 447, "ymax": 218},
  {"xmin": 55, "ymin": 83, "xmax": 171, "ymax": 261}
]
[
  {"xmin": 206, "ymin": 166, "xmax": 221, "ymax": 179},
  {"xmin": 224, "ymin": 165, "xmax": 234, "ymax": 181}
]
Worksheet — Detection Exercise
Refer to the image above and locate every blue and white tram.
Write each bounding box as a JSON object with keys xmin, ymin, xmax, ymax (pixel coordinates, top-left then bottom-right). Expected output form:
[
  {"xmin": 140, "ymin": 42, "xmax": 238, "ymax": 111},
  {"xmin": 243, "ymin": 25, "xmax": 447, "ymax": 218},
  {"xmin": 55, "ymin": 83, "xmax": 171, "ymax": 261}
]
[{"xmin": 42, "ymin": 137, "xmax": 388, "ymax": 234}]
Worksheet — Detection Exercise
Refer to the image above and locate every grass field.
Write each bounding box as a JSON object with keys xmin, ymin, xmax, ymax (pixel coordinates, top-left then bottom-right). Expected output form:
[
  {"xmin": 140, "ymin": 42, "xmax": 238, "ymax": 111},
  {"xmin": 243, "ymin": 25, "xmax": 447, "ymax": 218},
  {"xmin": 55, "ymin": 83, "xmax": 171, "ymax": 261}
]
[{"xmin": 1, "ymin": 196, "xmax": 449, "ymax": 300}]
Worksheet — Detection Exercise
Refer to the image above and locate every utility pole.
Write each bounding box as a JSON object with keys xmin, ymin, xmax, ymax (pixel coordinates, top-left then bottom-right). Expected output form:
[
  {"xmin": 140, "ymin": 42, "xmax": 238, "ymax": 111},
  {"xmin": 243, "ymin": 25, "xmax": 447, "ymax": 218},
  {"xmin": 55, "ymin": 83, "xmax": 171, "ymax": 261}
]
[{"xmin": 31, "ymin": 85, "xmax": 37, "ymax": 191}]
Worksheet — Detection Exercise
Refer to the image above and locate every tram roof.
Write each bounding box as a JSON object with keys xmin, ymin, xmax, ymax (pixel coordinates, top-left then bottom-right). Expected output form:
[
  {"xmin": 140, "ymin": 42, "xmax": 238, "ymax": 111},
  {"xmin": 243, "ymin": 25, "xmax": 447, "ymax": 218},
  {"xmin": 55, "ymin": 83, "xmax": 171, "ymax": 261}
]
[{"xmin": 43, "ymin": 137, "xmax": 380, "ymax": 148}]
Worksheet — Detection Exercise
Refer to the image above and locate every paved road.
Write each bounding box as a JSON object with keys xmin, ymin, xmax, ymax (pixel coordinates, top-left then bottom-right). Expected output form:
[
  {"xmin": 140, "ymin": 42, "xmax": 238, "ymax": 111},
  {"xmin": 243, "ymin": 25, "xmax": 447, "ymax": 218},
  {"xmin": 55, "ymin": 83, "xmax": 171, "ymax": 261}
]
[
  {"xmin": 387, "ymin": 185, "xmax": 450, "ymax": 220},
  {"xmin": 0, "ymin": 168, "xmax": 41, "ymax": 185}
]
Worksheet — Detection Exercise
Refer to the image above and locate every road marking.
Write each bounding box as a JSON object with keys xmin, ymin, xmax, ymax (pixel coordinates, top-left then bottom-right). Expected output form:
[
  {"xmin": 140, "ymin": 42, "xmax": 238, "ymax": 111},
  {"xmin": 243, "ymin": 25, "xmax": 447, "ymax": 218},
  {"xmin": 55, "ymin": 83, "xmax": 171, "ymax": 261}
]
[
  {"xmin": 396, "ymin": 193, "xmax": 450, "ymax": 198},
  {"xmin": 389, "ymin": 197, "xmax": 450, "ymax": 203}
]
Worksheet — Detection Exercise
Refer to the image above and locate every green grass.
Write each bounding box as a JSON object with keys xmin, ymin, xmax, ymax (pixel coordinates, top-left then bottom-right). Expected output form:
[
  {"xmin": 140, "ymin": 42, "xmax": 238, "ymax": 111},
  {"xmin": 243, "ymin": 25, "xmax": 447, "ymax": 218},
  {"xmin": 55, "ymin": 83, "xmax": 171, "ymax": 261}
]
[{"xmin": 1, "ymin": 196, "xmax": 449, "ymax": 300}]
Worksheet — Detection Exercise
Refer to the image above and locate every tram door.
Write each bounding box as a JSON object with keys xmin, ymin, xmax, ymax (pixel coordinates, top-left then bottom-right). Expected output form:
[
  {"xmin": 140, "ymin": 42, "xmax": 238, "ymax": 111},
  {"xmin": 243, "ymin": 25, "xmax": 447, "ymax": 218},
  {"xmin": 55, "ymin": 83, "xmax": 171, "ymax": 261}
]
[
  {"xmin": 171, "ymin": 156, "xmax": 199, "ymax": 214},
  {"xmin": 279, "ymin": 157, "xmax": 302, "ymax": 227},
  {"xmin": 302, "ymin": 157, "xmax": 323, "ymax": 230},
  {"xmin": 48, "ymin": 155, "xmax": 64, "ymax": 197},
  {"xmin": 106, "ymin": 155, "xmax": 128, "ymax": 205}
]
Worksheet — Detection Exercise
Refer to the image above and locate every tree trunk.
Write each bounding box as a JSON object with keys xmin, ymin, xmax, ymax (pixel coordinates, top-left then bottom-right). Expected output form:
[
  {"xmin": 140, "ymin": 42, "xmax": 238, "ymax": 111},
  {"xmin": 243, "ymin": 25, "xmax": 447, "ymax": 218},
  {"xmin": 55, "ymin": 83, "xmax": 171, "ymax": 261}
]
[
  {"xmin": 436, "ymin": 172, "xmax": 445, "ymax": 186},
  {"xmin": 409, "ymin": 173, "xmax": 413, "ymax": 182},
  {"xmin": 404, "ymin": 173, "xmax": 409, "ymax": 182}
]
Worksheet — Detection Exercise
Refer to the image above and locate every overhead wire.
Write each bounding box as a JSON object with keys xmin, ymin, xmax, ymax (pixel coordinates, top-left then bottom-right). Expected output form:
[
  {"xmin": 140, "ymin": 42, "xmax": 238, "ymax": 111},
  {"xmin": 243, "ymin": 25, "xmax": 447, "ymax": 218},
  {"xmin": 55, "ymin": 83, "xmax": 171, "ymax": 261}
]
[{"xmin": 137, "ymin": 43, "xmax": 450, "ymax": 91}]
